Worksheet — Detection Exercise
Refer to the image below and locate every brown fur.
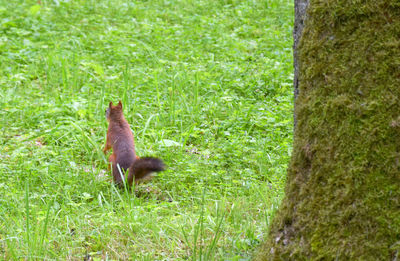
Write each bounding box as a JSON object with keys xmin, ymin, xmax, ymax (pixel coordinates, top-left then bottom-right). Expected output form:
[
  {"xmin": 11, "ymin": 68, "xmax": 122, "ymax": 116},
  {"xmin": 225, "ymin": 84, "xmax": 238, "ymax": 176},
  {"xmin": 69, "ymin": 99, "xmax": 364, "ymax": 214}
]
[{"xmin": 103, "ymin": 101, "xmax": 165, "ymax": 187}]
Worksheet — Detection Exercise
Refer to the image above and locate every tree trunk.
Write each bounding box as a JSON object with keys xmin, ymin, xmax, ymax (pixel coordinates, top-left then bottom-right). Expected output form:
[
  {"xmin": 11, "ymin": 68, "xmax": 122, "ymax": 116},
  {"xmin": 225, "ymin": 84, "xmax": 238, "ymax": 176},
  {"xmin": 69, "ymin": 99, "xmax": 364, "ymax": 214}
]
[
  {"xmin": 293, "ymin": 0, "xmax": 309, "ymax": 126},
  {"xmin": 257, "ymin": 0, "xmax": 400, "ymax": 260}
]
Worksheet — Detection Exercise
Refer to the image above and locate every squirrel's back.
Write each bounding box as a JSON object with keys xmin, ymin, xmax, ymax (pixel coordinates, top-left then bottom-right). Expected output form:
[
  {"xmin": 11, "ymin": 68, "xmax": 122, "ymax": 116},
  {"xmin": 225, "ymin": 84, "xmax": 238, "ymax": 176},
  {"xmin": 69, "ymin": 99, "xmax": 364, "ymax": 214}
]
[{"xmin": 104, "ymin": 101, "xmax": 165, "ymax": 187}]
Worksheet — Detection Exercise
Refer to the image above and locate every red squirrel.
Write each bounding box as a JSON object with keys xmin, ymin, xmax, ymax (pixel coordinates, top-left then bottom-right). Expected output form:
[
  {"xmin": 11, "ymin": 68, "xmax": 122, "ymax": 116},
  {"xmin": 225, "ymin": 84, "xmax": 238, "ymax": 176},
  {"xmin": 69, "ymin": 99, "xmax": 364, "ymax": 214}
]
[{"xmin": 103, "ymin": 101, "xmax": 165, "ymax": 187}]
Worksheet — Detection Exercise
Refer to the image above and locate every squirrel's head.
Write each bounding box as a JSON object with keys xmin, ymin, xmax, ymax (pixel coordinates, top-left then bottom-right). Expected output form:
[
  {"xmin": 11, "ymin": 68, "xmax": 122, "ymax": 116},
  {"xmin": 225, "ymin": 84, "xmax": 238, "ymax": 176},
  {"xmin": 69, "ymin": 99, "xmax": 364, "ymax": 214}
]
[{"xmin": 105, "ymin": 101, "xmax": 123, "ymax": 121}]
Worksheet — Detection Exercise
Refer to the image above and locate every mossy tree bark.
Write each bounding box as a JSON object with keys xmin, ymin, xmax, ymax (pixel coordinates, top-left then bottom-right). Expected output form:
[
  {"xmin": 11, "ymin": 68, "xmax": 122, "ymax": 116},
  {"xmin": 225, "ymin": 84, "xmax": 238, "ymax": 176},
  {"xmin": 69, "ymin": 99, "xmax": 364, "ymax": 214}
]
[
  {"xmin": 293, "ymin": 0, "xmax": 308, "ymax": 120},
  {"xmin": 257, "ymin": 0, "xmax": 400, "ymax": 260}
]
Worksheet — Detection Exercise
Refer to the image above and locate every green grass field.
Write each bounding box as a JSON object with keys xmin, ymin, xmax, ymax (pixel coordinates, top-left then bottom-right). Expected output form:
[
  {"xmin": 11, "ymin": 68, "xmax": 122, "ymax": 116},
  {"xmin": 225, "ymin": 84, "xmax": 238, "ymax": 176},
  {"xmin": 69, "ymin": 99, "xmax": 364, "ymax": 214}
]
[{"xmin": 0, "ymin": 0, "xmax": 293, "ymax": 259}]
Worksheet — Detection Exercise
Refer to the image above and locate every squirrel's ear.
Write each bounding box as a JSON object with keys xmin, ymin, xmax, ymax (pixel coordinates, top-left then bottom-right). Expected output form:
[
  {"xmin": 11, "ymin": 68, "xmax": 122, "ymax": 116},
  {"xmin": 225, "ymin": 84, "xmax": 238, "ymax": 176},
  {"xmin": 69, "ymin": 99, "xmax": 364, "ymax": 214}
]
[
  {"xmin": 118, "ymin": 100, "xmax": 122, "ymax": 108},
  {"xmin": 109, "ymin": 101, "xmax": 113, "ymax": 107}
]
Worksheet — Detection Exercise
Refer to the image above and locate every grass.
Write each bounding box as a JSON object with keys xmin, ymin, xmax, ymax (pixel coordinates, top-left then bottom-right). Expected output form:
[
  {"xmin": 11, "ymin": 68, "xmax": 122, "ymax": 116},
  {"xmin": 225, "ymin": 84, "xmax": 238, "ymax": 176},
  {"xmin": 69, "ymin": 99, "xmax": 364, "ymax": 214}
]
[{"xmin": 0, "ymin": 0, "xmax": 293, "ymax": 259}]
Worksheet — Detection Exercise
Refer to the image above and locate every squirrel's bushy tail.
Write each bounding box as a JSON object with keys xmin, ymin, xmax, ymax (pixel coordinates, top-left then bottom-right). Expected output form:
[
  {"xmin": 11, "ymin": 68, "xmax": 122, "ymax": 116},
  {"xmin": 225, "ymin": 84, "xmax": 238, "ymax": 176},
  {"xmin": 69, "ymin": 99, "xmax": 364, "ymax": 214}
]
[{"xmin": 128, "ymin": 157, "xmax": 165, "ymax": 185}]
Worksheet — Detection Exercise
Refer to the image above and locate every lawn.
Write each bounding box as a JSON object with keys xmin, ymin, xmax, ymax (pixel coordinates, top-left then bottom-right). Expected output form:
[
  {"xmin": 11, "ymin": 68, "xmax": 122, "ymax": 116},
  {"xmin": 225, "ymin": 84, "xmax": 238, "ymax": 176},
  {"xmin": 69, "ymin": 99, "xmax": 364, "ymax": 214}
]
[{"xmin": 0, "ymin": 0, "xmax": 293, "ymax": 259}]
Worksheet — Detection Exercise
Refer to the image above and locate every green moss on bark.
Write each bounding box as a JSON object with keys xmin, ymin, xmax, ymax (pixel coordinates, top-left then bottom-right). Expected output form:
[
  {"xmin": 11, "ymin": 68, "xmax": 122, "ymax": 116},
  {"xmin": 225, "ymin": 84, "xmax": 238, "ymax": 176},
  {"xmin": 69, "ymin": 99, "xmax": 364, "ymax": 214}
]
[{"xmin": 257, "ymin": 0, "xmax": 400, "ymax": 260}]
